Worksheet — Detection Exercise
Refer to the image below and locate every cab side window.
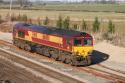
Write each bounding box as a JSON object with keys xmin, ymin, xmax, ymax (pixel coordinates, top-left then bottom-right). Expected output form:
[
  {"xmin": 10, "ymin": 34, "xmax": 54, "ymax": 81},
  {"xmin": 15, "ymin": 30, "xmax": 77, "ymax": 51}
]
[
  {"xmin": 74, "ymin": 39, "xmax": 82, "ymax": 46},
  {"xmin": 18, "ymin": 31, "xmax": 25, "ymax": 38}
]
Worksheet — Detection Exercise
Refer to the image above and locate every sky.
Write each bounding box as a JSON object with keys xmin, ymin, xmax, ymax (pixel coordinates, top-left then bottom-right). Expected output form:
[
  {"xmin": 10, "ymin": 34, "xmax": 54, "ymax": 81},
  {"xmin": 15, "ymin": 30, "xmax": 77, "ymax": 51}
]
[
  {"xmin": 3, "ymin": 0, "xmax": 125, "ymax": 1},
  {"xmin": 36, "ymin": 0, "xmax": 82, "ymax": 1},
  {"xmin": 30, "ymin": 0, "xmax": 125, "ymax": 1}
]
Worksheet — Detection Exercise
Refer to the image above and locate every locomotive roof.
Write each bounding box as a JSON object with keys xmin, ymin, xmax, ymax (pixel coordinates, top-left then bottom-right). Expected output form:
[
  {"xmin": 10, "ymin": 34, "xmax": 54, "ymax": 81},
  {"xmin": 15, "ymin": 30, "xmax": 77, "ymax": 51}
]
[{"xmin": 14, "ymin": 23, "xmax": 91, "ymax": 37}]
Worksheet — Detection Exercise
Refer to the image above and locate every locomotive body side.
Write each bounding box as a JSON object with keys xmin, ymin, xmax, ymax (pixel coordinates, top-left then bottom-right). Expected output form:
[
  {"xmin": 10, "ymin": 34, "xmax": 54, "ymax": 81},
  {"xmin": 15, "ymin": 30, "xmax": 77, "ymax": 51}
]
[{"xmin": 13, "ymin": 23, "xmax": 93, "ymax": 66}]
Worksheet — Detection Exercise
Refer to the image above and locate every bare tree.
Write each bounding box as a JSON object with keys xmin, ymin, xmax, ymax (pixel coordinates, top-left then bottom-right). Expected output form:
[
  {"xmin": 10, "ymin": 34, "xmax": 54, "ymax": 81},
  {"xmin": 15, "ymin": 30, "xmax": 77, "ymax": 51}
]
[
  {"xmin": 0, "ymin": 0, "xmax": 3, "ymax": 3},
  {"xmin": 17, "ymin": 0, "xmax": 30, "ymax": 7},
  {"xmin": 100, "ymin": 0, "xmax": 107, "ymax": 4}
]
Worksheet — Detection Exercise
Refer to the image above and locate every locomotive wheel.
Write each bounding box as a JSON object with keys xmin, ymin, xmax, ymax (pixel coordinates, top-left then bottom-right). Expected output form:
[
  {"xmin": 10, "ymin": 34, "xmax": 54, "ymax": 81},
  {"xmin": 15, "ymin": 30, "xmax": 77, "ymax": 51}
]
[
  {"xmin": 24, "ymin": 44, "xmax": 31, "ymax": 51},
  {"xmin": 13, "ymin": 40, "xmax": 17, "ymax": 45},
  {"xmin": 65, "ymin": 58, "xmax": 70, "ymax": 64},
  {"xmin": 61, "ymin": 56, "xmax": 66, "ymax": 63},
  {"xmin": 43, "ymin": 48, "xmax": 50, "ymax": 57},
  {"xmin": 14, "ymin": 42, "xmax": 19, "ymax": 47},
  {"xmin": 50, "ymin": 51, "xmax": 59, "ymax": 61},
  {"xmin": 53, "ymin": 54, "xmax": 59, "ymax": 61},
  {"xmin": 71, "ymin": 61, "xmax": 77, "ymax": 66},
  {"xmin": 86, "ymin": 56, "xmax": 91, "ymax": 65},
  {"xmin": 58, "ymin": 53, "xmax": 62, "ymax": 61},
  {"xmin": 20, "ymin": 44, "xmax": 25, "ymax": 49},
  {"xmin": 59, "ymin": 53, "xmax": 67, "ymax": 63},
  {"xmin": 83, "ymin": 58, "xmax": 88, "ymax": 66},
  {"xmin": 70, "ymin": 60, "xmax": 77, "ymax": 66},
  {"xmin": 48, "ymin": 50, "xmax": 52, "ymax": 58},
  {"xmin": 36, "ymin": 46, "xmax": 42, "ymax": 54},
  {"xmin": 14, "ymin": 41, "xmax": 21, "ymax": 48},
  {"xmin": 14, "ymin": 39, "xmax": 24, "ymax": 49}
]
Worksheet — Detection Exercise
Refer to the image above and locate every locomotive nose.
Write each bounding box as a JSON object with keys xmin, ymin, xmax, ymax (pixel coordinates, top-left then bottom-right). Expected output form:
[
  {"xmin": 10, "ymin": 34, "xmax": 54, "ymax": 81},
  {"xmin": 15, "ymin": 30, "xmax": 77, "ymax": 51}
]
[{"xmin": 73, "ymin": 46, "xmax": 93, "ymax": 57}]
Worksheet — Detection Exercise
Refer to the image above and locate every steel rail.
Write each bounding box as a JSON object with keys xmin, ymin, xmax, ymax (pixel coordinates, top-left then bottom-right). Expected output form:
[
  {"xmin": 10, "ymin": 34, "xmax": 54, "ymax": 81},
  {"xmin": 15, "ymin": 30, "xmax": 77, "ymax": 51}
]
[{"xmin": 0, "ymin": 47, "xmax": 86, "ymax": 83}]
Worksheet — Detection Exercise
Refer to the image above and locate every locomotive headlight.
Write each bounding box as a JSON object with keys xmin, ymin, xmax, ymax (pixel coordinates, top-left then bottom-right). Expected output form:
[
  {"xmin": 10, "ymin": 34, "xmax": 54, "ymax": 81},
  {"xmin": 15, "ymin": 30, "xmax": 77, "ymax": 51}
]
[
  {"xmin": 76, "ymin": 51, "xmax": 79, "ymax": 55},
  {"xmin": 74, "ymin": 51, "xmax": 79, "ymax": 55}
]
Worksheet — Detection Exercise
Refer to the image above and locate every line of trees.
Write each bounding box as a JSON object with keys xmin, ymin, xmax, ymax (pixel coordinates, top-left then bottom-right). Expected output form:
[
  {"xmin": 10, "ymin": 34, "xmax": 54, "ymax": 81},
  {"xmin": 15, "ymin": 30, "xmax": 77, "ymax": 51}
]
[
  {"xmin": 44, "ymin": 16, "xmax": 115, "ymax": 34},
  {"xmin": 92, "ymin": 17, "xmax": 115, "ymax": 34},
  {"xmin": 108, "ymin": 20, "xmax": 115, "ymax": 33},
  {"xmin": 0, "ymin": 0, "xmax": 31, "ymax": 7},
  {"xmin": 9, "ymin": 13, "xmax": 28, "ymax": 22},
  {"xmin": 4, "ymin": 13, "xmax": 115, "ymax": 34},
  {"xmin": 56, "ymin": 16, "xmax": 70, "ymax": 29},
  {"xmin": 93, "ymin": 17, "xmax": 100, "ymax": 32},
  {"xmin": 54, "ymin": 16, "xmax": 114, "ymax": 34}
]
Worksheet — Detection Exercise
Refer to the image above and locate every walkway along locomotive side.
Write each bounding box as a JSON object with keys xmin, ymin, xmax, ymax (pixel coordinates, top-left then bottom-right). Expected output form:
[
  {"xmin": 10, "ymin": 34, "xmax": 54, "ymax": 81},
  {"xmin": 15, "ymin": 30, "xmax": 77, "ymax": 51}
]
[{"xmin": 13, "ymin": 23, "xmax": 93, "ymax": 66}]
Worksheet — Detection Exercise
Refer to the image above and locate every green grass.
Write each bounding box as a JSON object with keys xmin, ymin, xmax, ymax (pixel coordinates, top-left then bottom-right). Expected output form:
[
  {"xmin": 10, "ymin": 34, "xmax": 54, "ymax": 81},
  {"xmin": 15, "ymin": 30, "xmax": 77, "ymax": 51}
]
[
  {"xmin": 35, "ymin": 4, "xmax": 125, "ymax": 13},
  {"xmin": 1, "ymin": 3, "xmax": 125, "ymax": 13}
]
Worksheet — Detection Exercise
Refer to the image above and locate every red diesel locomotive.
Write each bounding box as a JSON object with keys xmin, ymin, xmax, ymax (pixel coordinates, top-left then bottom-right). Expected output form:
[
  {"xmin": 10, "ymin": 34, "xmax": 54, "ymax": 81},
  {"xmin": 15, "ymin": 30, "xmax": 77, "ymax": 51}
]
[{"xmin": 13, "ymin": 23, "xmax": 93, "ymax": 66}]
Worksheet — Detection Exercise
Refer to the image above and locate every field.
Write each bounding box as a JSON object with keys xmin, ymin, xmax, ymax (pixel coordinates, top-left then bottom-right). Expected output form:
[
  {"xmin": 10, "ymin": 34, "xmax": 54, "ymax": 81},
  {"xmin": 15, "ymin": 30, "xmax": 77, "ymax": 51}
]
[
  {"xmin": 0, "ymin": 9, "xmax": 125, "ymax": 34},
  {"xmin": 1, "ymin": 3, "xmax": 125, "ymax": 13},
  {"xmin": 35, "ymin": 4, "xmax": 125, "ymax": 13}
]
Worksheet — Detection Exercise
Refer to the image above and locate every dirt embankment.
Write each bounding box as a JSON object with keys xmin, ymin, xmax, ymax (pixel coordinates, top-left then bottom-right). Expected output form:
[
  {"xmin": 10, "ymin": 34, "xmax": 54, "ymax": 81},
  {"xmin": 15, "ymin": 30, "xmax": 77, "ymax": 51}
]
[
  {"xmin": 92, "ymin": 33, "xmax": 125, "ymax": 47},
  {"xmin": 109, "ymin": 34, "xmax": 125, "ymax": 47},
  {"xmin": 0, "ymin": 22, "xmax": 14, "ymax": 32}
]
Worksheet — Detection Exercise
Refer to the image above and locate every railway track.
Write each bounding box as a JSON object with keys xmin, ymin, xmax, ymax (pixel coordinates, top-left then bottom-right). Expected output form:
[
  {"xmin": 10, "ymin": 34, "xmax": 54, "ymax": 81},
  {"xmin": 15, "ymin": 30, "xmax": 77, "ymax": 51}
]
[
  {"xmin": 97, "ymin": 64, "xmax": 125, "ymax": 74},
  {"xmin": 0, "ymin": 40, "xmax": 125, "ymax": 83},
  {"xmin": 79, "ymin": 67, "xmax": 125, "ymax": 83},
  {"xmin": 90, "ymin": 68, "xmax": 125, "ymax": 81},
  {"xmin": 0, "ymin": 47, "xmax": 85, "ymax": 83},
  {"xmin": 0, "ymin": 60, "xmax": 34, "ymax": 83},
  {"xmin": 0, "ymin": 57, "xmax": 52, "ymax": 83}
]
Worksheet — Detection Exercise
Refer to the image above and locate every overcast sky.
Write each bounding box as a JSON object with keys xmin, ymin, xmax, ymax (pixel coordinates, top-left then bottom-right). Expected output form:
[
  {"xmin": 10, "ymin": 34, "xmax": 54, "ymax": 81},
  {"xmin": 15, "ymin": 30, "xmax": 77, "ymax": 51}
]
[{"xmin": 30, "ymin": 0, "xmax": 125, "ymax": 2}]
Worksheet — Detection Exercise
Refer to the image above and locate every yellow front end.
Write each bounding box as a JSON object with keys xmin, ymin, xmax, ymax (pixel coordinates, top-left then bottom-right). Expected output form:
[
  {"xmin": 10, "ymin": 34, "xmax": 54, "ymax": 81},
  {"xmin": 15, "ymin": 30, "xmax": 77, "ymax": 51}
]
[{"xmin": 72, "ymin": 46, "xmax": 93, "ymax": 57}]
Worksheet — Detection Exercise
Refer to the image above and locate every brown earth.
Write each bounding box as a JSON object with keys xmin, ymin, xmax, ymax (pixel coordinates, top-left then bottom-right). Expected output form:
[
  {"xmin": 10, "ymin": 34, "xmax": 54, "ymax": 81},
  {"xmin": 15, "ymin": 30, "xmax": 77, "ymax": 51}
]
[{"xmin": 0, "ymin": 22, "xmax": 13, "ymax": 32}]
